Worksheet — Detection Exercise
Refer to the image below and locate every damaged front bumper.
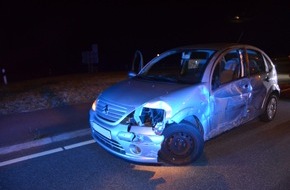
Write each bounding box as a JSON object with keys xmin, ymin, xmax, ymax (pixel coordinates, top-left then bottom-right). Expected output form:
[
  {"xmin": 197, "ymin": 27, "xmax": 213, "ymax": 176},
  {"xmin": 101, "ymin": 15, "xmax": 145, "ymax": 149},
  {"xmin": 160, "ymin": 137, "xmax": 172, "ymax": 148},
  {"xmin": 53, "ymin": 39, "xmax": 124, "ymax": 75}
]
[{"xmin": 89, "ymin": 111, "xmax": 164, "ymax": 164}]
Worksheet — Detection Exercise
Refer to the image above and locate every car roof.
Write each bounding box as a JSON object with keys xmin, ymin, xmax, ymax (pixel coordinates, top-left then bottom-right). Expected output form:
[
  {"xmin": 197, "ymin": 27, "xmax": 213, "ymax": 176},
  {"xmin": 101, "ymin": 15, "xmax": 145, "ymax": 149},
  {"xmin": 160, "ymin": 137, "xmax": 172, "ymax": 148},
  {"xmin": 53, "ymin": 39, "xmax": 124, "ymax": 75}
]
[{"xmin": 172, "ymin": 43, "xmax": 259, "ymax": 51}]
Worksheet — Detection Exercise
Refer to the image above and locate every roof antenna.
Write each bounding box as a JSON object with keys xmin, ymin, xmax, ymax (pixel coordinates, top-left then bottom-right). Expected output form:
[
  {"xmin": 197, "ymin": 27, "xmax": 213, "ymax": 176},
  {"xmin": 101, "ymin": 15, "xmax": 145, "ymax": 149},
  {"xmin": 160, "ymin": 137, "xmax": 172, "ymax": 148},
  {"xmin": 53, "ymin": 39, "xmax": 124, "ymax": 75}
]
[{"xmin": 236, "ymin": 31, "xmax": 244, "ymax": 43}]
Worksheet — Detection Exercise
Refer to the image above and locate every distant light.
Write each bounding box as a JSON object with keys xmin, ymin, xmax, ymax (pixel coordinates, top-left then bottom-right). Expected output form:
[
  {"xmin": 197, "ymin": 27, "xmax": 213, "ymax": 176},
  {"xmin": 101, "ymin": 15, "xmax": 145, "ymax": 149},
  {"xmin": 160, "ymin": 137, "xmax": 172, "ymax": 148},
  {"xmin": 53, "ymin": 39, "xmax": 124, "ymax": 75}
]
[
  {"xmin": 234, "ymin": 16, "xmax": 240, "ymax": 20},
  {"xmin": 157, "ymin": 54, "xmax": 160, "ymax": 56},
  {"xmin": 230, "ymin": 15, "xmax": 243, "ymax": 24}
]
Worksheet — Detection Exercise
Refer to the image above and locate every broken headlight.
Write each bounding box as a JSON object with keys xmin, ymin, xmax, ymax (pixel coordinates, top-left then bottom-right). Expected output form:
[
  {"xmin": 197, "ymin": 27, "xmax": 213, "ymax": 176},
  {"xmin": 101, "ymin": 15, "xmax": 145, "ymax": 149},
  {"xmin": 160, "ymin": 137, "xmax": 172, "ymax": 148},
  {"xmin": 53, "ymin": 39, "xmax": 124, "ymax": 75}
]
[{"xmin": 122, "ymin": 101, "xmax": 172, "ymax": 135}]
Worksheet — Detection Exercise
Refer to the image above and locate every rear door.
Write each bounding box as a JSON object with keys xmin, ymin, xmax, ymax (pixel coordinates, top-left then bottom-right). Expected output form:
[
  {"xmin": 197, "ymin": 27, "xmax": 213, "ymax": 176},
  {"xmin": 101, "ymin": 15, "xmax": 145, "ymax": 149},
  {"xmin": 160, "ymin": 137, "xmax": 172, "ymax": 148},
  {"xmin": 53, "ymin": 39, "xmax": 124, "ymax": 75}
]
[{"xmin": 242, "ymin": 49, "xmax": 268, "ymax": 119}]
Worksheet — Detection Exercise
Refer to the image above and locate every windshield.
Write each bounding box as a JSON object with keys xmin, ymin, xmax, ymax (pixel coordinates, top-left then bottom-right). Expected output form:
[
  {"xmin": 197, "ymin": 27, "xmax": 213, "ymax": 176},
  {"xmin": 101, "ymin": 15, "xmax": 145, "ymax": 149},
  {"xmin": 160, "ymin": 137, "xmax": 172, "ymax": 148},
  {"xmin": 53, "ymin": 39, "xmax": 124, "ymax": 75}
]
[{"xmin": 138, "ymin": 49, "xmax": 215, "ymax": 84}]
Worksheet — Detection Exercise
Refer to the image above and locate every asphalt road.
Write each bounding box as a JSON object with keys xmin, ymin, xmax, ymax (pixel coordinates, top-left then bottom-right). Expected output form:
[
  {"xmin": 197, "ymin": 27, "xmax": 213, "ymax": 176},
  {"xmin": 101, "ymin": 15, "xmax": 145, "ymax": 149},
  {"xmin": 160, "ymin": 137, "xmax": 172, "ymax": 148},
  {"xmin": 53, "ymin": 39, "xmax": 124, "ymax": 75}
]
[{"xmin": 1, "ymin": 100, "xmax": 289, "ymax": 190}]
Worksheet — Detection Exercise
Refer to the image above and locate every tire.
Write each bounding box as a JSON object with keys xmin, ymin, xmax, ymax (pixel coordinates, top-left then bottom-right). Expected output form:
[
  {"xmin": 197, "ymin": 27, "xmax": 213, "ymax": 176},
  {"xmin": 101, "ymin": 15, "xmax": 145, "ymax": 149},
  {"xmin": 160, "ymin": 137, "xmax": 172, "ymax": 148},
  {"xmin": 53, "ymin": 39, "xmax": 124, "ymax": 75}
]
[
  {"xmin": 260, "ymin": 94, "xmax": 278, "ymax": 122},
  {"xmin": 158, "ymin": 122, "xmax": 204, "ymax": 165}
]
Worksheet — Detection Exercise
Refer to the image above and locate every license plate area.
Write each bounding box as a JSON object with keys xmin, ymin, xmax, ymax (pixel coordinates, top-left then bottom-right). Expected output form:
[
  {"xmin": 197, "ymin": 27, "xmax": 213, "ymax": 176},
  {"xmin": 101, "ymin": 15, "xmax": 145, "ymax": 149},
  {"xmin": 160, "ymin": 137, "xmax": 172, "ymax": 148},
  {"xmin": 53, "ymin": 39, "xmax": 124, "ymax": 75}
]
[{"xmin": 93, "ymin": 124, "xmax": 111, "ymax": 139}]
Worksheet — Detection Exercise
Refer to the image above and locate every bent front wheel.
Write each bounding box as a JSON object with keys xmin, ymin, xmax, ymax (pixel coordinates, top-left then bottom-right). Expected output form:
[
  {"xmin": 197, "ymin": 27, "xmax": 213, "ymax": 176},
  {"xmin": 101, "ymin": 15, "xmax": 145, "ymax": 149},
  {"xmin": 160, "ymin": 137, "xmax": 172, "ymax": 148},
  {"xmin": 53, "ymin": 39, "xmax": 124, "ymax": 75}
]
[{"xmin": 159, "ymin": 122, "xmax": 204, "ymax": 165}]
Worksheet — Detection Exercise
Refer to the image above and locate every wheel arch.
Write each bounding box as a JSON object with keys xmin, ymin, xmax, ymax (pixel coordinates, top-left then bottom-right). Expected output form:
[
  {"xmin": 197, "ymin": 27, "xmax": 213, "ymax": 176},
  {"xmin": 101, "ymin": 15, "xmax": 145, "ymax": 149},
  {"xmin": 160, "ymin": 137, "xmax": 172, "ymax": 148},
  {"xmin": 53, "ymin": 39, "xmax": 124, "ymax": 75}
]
[
  {"xmin": 262, "ymin": 87, "xmax": 280, "ymax": 110},
  {"xmin": 180, "ymin": 115, "xmax": 205, "ymax": 138},
  {"xmin": 169, "ymin": 107, "xmax": 207, "ymax": 139}
]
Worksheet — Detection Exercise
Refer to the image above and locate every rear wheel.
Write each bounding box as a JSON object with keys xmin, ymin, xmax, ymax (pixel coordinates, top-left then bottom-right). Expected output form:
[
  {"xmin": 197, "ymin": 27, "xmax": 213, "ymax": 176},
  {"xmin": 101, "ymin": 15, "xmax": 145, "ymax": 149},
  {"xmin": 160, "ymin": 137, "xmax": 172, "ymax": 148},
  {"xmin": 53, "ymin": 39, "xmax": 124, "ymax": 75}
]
[
  {"xmin": 159, "ymin": 122, "xmax": 204, "ymax": 165},
  {"xmin": 260, "ymin": 94, "xmax": 278, "ymax": 122}
]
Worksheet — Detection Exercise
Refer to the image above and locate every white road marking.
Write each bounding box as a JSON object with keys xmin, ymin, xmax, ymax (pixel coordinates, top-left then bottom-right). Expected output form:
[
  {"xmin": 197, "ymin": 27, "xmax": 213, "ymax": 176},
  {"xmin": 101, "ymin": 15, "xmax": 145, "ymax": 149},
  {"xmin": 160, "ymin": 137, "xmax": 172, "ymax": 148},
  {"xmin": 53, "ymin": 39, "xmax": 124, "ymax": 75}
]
[
  {"xmin": 64, "ymin": 139, "xmax": 95, "ymax": 150},
  {"xmin": 0, "ymin": 148, "xmax": 63, "ymax": 167},
  {"xmin": 0, "ymin": 129, "xmax": 91, "ymax": 155},
  {"xmin": 0, "ymin": 140, "xmax": 95, "ymax": 167}
]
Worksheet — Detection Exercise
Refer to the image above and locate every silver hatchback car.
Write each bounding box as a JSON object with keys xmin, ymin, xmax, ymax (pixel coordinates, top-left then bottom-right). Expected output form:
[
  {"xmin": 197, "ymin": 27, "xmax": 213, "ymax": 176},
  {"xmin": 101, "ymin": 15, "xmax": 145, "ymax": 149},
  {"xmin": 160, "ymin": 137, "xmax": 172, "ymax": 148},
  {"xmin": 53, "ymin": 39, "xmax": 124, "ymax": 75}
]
[{"xmin": 89, "ymin": 43, "xmax": 280, "ymax": 165}]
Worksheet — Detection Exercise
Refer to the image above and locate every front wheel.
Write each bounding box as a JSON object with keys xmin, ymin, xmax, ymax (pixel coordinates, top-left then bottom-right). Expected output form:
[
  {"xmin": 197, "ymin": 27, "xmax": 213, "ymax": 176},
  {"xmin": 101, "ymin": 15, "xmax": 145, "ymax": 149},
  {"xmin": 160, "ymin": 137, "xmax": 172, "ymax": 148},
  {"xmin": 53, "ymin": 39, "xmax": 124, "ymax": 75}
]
[
  {"xmin": 260, "ymin": 94, "xmax": 278, "ymax": 122},
  {"xmin": 158, "ymin": 123, "xmax": 204, "ymax": 165}
]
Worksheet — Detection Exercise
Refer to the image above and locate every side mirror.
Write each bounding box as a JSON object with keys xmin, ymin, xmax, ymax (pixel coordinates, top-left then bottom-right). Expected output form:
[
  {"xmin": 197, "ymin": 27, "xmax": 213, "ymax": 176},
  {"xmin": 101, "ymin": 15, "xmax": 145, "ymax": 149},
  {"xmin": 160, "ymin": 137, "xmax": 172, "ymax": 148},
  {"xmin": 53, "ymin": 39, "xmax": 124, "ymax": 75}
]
[
  {"xmin": 128, "ymin": 71, "xmax": 137, "ymax": 78},
  {"xmin": 131, "ymin": 50, "xmax": 144, "ymax": 74}
]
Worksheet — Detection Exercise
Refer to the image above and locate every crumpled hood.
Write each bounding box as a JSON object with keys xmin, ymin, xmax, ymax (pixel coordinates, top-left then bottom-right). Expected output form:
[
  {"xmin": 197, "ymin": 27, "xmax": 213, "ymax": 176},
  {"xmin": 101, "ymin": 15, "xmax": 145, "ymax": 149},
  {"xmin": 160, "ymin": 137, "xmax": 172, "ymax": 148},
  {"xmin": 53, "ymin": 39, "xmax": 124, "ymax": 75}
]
[{"xmin": 98, "ymin": 78, "xmax": 190, "ymax": 107}]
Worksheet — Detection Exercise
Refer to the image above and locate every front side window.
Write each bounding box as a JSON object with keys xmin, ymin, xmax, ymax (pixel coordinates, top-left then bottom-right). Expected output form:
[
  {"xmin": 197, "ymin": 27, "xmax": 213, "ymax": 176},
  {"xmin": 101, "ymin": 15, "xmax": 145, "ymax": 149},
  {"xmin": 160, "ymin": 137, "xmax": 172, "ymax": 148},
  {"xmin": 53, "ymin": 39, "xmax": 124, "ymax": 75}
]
[
  {"xmin": 139, "ymin": 49, "xmax": 215, "ymax": 84},
  {"xmin": 212, "ymin": 49, "xmax": 243, "ymax": 90}
]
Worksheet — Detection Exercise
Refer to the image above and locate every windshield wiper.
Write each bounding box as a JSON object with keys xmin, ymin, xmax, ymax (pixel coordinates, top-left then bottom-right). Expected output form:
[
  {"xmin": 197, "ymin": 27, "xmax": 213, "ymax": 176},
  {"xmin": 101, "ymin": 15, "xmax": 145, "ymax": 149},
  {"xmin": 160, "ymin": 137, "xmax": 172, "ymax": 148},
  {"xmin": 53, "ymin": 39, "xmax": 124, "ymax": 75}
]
[{"xmin": 137, "ymin": 75, "xmax": 177, "ymax": 82}]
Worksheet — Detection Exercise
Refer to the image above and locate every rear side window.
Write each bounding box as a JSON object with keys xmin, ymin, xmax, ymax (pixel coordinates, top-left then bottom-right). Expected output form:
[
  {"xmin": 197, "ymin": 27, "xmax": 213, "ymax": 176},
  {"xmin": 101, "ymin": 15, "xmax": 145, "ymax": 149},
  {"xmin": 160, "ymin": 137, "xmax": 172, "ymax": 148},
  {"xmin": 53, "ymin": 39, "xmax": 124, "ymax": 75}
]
[{"xmin": 246, "ymin": 49, "xmax": 266, "ymax": 75}]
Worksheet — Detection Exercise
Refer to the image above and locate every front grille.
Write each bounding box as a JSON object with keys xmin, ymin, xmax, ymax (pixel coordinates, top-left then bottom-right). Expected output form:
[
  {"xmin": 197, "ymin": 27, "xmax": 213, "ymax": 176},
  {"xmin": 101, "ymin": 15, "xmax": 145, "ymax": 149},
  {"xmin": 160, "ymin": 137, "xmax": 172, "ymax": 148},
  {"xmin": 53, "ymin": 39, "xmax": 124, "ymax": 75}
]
[
  {"xmin": 96, "ymin": 98, "xmax": 128, "ymax": 122},
  {"xmin": 92, "ymin": 129, "xmax": 125, "ymax": 154}
]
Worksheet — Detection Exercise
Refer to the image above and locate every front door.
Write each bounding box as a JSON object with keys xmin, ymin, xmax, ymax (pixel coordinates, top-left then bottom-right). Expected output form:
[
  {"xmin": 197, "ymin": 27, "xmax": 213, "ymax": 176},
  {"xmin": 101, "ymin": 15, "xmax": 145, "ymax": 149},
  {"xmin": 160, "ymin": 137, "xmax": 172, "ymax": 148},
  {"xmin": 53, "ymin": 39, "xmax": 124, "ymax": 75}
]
[{"xmin": 209, "ymin": 48, "xmax": 252, "ymax": 137}]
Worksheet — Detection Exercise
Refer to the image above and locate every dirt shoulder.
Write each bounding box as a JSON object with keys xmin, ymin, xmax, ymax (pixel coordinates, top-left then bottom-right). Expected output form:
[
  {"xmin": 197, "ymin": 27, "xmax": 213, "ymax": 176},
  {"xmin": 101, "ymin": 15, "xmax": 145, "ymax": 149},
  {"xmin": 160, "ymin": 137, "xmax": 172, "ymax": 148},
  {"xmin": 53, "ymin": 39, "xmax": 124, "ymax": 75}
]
[{"xmin": 0, "ymin": 72, "xmax": 127, "ymax": 115}]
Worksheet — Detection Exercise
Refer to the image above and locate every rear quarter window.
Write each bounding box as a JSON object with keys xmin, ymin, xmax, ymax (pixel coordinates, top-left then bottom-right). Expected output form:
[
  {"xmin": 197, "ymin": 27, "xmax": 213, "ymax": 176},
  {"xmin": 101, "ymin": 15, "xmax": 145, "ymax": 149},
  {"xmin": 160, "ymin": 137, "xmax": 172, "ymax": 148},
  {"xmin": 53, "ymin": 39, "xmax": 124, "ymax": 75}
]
[
  {"xmin": 263, "ymin": 55, "xmax": 273, "ymax": 72},
  {"xmin": 247, "ymin": 49, "xmax": 266, "ymax": 75}
]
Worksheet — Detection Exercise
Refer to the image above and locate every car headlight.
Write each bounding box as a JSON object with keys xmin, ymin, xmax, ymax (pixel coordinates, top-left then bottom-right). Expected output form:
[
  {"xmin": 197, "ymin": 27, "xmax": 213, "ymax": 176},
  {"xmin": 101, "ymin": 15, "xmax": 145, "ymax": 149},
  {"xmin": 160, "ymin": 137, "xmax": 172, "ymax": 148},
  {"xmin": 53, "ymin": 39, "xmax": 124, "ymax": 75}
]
[
  {"xmin": 91, "ymin": 100, "xmax": 97, "ymax": 111},
  {"xmin": 143, "ymin": 101, "xmax": 172, "ymax": 119}
]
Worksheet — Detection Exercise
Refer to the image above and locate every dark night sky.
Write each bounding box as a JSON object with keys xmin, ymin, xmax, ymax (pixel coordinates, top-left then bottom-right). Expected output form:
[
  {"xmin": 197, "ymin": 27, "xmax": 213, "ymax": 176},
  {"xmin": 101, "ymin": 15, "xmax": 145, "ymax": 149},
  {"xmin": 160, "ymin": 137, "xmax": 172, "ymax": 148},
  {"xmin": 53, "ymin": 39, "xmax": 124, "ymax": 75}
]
[{"xmin": 0, "ymin": 0, "xmax": 289, "ymax": 81}]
